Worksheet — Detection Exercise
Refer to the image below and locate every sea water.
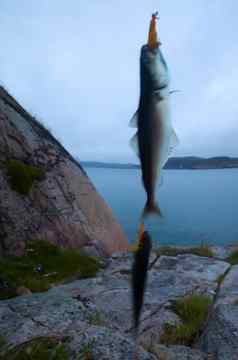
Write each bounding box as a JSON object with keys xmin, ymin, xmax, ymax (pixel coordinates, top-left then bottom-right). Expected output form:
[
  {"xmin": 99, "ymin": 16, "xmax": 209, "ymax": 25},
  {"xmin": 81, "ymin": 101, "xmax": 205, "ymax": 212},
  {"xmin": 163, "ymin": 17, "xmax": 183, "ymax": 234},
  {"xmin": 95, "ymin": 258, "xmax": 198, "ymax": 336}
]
[{"xmin": 86, "ymin": 167, "xmax": 238, "ymax": 246}]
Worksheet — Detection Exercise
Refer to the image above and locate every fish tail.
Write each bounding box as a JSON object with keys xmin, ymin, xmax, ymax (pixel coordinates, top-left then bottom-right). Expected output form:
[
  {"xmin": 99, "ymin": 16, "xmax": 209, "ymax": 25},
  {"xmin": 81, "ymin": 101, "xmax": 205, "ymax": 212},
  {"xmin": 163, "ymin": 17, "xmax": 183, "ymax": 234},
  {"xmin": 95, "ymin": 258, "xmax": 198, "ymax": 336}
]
[{"xmin": 142, "ymin": 200, "xmax": 162, "ymax": 219}]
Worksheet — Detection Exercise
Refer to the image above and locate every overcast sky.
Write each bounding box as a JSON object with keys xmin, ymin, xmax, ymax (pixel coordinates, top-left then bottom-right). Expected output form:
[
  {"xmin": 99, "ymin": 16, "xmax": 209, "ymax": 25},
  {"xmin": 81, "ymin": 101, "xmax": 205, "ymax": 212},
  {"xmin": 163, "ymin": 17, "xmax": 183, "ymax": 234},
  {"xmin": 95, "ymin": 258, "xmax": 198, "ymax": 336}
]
[{"xmin": 0, "ymin": 1, "xmax": 237, "ymax": 162}]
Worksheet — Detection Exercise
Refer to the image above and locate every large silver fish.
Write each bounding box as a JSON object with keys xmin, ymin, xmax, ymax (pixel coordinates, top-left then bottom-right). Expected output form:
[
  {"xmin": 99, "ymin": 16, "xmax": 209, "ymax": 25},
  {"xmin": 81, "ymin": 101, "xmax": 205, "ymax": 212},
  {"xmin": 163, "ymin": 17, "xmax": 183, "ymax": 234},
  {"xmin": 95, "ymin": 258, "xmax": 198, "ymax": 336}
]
[{"xmin": 130, "ymin": 13, "xmax": 179, "ymax": 218}]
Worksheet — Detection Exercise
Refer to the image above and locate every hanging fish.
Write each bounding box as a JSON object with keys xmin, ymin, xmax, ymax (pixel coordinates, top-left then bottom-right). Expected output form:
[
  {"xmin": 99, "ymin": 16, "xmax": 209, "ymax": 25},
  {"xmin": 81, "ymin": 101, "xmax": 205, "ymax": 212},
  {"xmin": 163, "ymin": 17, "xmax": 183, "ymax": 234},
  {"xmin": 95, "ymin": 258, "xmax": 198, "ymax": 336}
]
[
  {"xmin": 130, "ymin": 12, "xmax": 179, "ymax": 218},
  {"xmin": 131, "ymin": 224, "xmax": 152, "ymax": 336}
]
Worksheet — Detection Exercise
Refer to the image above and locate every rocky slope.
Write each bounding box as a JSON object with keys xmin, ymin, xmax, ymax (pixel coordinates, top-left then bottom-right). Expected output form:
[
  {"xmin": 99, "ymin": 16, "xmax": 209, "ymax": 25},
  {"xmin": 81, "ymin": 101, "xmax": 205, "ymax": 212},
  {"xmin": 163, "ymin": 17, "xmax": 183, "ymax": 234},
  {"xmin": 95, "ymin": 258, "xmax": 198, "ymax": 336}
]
[
  {"xmin": 0, "ymin": 86, "xmax": 128, "ymax": 256},
  {"xmin": 1, "ymin": 249, "xmax": 238, "ymax": 359}
]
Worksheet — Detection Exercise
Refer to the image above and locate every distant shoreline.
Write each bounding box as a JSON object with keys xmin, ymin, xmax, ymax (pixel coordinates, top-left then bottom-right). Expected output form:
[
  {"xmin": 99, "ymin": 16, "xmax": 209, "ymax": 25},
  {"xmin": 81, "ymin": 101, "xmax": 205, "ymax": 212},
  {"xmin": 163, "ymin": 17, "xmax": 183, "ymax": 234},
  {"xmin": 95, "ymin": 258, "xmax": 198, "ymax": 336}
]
[{"xmin": 81, "ymin": 157, "xmax": 238, "ymax": 170}]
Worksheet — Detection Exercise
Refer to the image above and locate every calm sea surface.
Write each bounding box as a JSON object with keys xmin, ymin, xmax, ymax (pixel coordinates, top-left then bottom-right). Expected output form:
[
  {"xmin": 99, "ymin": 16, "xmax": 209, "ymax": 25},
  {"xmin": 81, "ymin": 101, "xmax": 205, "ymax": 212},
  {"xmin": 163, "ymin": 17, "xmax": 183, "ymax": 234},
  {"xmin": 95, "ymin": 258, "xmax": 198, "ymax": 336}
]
[{"xmin": 86, "ymin": 168, "xmax": 238, "ymax": 246}]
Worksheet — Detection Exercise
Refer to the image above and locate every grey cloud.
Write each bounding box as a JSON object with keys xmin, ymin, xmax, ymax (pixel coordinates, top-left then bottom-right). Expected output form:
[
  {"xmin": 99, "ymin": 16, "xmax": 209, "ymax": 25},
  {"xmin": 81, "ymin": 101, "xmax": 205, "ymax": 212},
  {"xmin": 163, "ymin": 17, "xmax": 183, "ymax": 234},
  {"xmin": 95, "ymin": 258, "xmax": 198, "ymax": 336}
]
[{"xmin": 0, "ymin": 0, "xmax": 237, "ymax": 162}]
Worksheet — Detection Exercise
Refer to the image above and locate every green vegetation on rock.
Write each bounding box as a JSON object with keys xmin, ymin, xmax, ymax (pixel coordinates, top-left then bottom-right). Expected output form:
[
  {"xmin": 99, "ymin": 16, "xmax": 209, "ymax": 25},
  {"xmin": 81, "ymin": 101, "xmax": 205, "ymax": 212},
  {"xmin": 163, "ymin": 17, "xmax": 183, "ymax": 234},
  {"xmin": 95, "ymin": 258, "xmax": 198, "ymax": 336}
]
[
  {"xmin": 0, "ymin": 336, "xmax": 69, "ymax": 360},
  {"xmin": 0, "ymin": 240, "xmax": 101, "ymax": 300},
  {"xmin": 216, "ymin": 273, "xmax": 227, "ymax": 286},
  {"xmin": 0, "ymin": 335, "xmax": 6, "ymax": 353},
  {"xmin": 78, "ymin": 339, "xmax": 96, "ymax": 360},
  {"xmin": 5, "ymin": 159, "xmax": 45, "ymax": 195},
  {"xmin": 87, "ymin": 311, "xmax": 104, "ymax": 326},
  {"xmin": 156, "ymin": 245, "xmax": 214, "ymax": 258},
  {"xmin": 161, "ymin": 294, "xmax": 212, "ymax": 346},
  {"xmin": 227, "ymin": 249, "xmax": 238, "ymax": 265},
  {"xmin": 216, "ymin": 267, "xmax": 231, "ymax": 286}
]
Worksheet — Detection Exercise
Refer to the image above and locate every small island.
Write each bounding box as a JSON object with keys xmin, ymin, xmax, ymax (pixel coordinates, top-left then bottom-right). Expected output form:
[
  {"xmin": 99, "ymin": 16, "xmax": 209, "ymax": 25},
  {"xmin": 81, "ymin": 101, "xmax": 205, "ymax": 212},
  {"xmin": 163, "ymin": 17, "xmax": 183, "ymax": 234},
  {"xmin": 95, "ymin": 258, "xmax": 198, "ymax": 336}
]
[{"xmin": 81, "ymin": 156, "xmax": 238, "ymax": 170}]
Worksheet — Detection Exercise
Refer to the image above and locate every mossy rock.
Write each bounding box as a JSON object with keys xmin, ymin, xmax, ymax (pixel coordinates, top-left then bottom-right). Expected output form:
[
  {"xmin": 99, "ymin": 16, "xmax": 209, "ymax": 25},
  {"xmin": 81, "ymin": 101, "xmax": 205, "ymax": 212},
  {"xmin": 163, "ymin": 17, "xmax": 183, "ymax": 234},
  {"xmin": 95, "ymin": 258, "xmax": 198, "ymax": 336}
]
[
  {"xmin": 0, "ymin": 336, "xmax": 69, "ymax": 360},
  {"xmin": 5, "ymin": 159, "xmax": 45, "ymax": 195},
  {"xmin": 0, "ymin": 240, "xmax": 101, "ymax": 299},
  {"xmin": 160, "ymin": 294, "xmax": 212, "ymax": 346}
]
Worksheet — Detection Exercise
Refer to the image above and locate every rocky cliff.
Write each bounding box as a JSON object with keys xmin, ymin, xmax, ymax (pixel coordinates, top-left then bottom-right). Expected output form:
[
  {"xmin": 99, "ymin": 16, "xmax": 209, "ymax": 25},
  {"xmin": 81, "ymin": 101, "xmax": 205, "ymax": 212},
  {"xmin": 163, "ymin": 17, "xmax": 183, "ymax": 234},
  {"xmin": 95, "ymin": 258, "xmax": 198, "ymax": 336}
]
[{"xmin": 0, "ymin": 86, "xmax": 128, "ymax": 256}]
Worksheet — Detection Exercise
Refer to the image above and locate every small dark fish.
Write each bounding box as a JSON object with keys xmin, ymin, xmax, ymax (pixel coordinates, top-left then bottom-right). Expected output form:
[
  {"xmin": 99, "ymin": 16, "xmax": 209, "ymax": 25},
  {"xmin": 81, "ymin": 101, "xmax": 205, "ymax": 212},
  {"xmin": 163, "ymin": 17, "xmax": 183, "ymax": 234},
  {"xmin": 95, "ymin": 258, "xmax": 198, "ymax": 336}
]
[
  {"xmin": 131, "ymin": 224, "xmax": 152, "ymax": 336},
  {"xmin": 130, "ymin": 13, "xmax": 179, "ymax": 218}
]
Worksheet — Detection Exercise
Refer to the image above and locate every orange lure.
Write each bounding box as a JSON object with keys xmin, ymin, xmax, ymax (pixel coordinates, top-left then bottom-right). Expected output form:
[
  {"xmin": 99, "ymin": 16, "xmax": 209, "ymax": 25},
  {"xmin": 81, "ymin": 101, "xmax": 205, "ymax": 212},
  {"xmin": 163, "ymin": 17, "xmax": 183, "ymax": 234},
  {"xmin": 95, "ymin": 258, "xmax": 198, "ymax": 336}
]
[{"xmin": 147, "ymin": 11, "xmax": 161, "ymax": 48}]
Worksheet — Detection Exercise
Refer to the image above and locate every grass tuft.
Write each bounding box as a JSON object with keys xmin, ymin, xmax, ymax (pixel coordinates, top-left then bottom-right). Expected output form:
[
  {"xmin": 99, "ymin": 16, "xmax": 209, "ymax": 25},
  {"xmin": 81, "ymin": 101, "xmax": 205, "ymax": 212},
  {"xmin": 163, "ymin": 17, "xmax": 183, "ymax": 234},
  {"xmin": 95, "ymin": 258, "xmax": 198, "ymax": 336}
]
[
  {"xmin": 5, "ymin": 159, "xmax": 45, "ymax": 195},
  {"xmin": 160, "ymin": 294, "xmax": 212, "ymax": 346},
  {"xmin": 0, "ymin": 240, "xmax": 101, "ymax": 300},
  {"xmin": 227, "ymin": 250, "xmax": 238, "ymax": 265},
  {"xmin": 156, "ymin": 245, "xmax": 213, "ymax": 258},
  {"xmin": 128, "ymin": 243, "xmax": 139, "ymax": 253},
  {"xmin": 0, "ymin": 335, "xmax": 6, "ymax": 353},
  {"xmin": 216, "ymin": 267, "xmax": 231, "ymax": 286},
  {"xmin": 86, "ymin": 311, "xmax": 104, "ymax": 326},
  {"xmin": 78, "ymin": 339, "xmax": 96, "ymax": 360},
  {"xmin": 189, "ymin": 246, "xmax": 214, "ymax": 258},
  {"xmin": 0, "ymin": 336, "xmax": 69, "ymax": 360},
  {"xmin": 216, "ymin": 273, "xmax": 227, "ymax": 286}
]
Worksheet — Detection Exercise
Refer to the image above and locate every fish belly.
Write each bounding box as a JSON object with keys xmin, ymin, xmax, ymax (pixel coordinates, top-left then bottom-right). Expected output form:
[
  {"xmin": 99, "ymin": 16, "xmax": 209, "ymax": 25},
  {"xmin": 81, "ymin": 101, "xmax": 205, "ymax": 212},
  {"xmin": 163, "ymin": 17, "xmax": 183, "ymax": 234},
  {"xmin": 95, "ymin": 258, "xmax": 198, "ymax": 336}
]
[{"xmin": 153, "ymin": 98, "xmax": 172, "ymax": 177}]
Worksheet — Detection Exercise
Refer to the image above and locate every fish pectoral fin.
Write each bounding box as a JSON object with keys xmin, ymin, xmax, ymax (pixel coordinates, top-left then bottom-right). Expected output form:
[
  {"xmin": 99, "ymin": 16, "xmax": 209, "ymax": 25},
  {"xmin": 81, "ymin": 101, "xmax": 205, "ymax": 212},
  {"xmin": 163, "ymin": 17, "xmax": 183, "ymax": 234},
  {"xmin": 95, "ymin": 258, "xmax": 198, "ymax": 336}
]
[
  {"xmin": 160, "ymin": 128, "xmax": 179, "ymax": 169},
  {"xmin": 159, "ymin": 173, "xmax": 164, "ymax": 187},
  {"xmin": 168, "ymin": 128, "xmax": 179, "ymax": 156},
  {"xmin": 129, "ymin": 132, "xmax": 139, "ymax": 157},
  {"xmin": 169, "ymin": 90, "xmax": 181, "ymax": 95},
  {"xmin": 129, "ymin": 110, "xmax": 139, "ymax": 128}
]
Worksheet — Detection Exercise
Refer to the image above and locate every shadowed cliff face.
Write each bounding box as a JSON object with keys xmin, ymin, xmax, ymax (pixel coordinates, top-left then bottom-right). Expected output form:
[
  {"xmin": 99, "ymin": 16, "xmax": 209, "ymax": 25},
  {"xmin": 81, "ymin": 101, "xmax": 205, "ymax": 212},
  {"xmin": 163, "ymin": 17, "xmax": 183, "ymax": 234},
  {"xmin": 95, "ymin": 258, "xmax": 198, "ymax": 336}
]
[{"xmin": 0, "ymin": 86, "xmax": 128, "ymax": 256}]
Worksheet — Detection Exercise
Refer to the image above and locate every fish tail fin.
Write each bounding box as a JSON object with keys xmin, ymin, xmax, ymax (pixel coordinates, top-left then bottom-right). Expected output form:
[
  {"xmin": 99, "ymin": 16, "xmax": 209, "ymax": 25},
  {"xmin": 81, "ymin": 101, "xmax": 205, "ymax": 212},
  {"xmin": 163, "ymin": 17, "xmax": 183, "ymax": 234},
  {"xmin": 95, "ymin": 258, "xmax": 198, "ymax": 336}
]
[{"xmin": 142, "ymin": 201, "xmax": 162, "ymax": 219}]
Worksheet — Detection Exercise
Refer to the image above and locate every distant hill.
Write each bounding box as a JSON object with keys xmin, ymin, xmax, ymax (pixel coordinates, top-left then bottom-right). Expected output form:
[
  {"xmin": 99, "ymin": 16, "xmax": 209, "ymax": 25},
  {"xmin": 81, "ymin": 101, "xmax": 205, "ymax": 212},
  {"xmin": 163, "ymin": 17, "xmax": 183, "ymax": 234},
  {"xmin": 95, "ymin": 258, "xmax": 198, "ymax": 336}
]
[
  {"xmin": 165, "ymin": 156, "xmax": 238, "ymax": 169},
  {"xmin": 81, "ymin": 157, "xmax": 238, "ymax": 170},
  {"xmin": 81, "ymin": 161, "xmax": 139, "ymax": 169}
]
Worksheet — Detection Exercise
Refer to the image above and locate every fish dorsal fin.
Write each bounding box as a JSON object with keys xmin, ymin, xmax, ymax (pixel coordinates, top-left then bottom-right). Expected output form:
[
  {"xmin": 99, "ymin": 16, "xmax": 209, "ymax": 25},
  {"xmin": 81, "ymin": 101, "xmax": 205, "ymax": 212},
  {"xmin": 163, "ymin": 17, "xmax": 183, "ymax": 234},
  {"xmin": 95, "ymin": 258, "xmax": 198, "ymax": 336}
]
[
  {"xmin": 129, "ymin": 132, "xmax": 139, "ymax": 157},
  {"xmin": 129, "ymin": 110, "xmax": 139, "ymax": 128}
]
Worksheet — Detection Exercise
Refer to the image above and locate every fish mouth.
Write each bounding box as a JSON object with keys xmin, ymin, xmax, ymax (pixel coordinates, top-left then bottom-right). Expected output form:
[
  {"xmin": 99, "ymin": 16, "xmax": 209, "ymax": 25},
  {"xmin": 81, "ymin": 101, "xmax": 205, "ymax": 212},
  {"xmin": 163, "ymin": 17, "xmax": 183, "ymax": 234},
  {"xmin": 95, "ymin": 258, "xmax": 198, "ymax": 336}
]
[
  {"xmin": 147, "ymin": 12, "xmax": 162, "ymax": 49},
  {"xmin": 155, "ymin": 83, "xmax": 168, "ymax": 92}
]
